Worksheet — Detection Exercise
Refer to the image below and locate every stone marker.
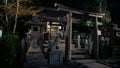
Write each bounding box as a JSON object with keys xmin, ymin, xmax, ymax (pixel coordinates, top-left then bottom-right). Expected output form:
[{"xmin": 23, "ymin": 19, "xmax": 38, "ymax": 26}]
[{"xmin": 49, "ymin": 50, "xmax": 63, "ymax": 64}]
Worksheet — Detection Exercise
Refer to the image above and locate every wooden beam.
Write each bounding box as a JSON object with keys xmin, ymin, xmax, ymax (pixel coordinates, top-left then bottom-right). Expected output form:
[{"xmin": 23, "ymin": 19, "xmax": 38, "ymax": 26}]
[
  {"xmin": 55, "ymin": 3, "xmax": 104, "ymax": 18},
  {"xmin": 58, "ymin": 7, "xmax": 104, "ymax": 18}
]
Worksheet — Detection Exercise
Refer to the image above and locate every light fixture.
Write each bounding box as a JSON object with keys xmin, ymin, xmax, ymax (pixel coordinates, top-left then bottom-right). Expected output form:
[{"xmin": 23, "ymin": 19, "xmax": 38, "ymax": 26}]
[
  {"xmin": 59, "ymin": 26, "xmax": 61, "ymax": 29},
  {"xmin": 0, "ymin": 29, "xmax": 2, "ymax": 38}
]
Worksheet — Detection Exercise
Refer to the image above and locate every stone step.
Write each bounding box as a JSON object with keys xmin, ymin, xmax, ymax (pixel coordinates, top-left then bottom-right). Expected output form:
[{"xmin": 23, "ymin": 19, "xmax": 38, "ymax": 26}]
[
  {"xmin": 76, "ymin": 48, "xmax": 85, "ymax": 51},
  {"xmin": 113, "ymin": 48, "xmax": 120, "ymax": 51},
  {"xmin": 23, "ymin": 59, "xmax": 48, "ymax": 68},
  {"xmin": 41, "ymin": 63, "xmax": 86, "ymax": 68},
  {"xmin": 26, "ymin": 53, "xmax": 45, "ymax": 61},
  {"xmin": 113, "ymin": 56, "xmax": 120, "ymax": 59},
  {"xmin": 74, "ymin": 59, "xmax": 111, "ymax": 68},
  {"xmin": 71, "ymin": 55, "xmax": 91, "ymax": 60},
  {"xmin": 112, "ymin": 50, "xmax": 120, "ymax": 52},
  {"xmin": 72, "ymin": 50, "xmax": 85, "ymax": 54},
  {"xmin": 27, "ymin": 52, "xmax": 44, "ymax": 56},
  {"xmin": 113, "ymin": 45, "xmax": 120, "ymax": 48},
  {"xmin": 112, "ymin": 65, "xmax": 120, "ymax": 68},
  {"xmin": 112, "ymin": 52, "xmax": 120, "ymax": 55},
  {"xmin": 27, "ymin": 46, "xmax": 42, "ymax": 53},
  {"xmin": 114, "ymin": 59, "xmax": 120, "ymax": 61},
  {"xmin": 27, "ymin": 57, "xmax": 45, "ymax": 62}
]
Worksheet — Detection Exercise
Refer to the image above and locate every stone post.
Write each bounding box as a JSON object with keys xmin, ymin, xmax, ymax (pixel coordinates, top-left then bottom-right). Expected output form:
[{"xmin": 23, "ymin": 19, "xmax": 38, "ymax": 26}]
[{"xmin": 65, "ymin": 12, "xmax": 72, "ymax": 61}]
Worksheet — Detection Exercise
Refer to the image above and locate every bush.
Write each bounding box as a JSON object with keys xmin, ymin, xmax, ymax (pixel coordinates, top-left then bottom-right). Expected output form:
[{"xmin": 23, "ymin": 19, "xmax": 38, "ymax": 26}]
[{"xmin": 0, "ymin": 34, "xmax": 21, "ymax": 68}]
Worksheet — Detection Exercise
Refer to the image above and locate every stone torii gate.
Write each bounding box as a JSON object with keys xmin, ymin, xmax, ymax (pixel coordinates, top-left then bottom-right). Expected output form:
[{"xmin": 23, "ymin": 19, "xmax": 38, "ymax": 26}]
[
  {"xmin": 54, "ymin": 3, "xmax": 105, "ymax": 61},
  {"xmin": 26, "ymin": 5, "xmax": 104, "ymax": 63}
]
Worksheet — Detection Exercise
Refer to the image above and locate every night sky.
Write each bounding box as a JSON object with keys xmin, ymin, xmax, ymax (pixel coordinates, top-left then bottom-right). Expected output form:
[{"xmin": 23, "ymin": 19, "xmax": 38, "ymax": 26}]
[
  {"xmin": 40, "ymin": 0, "xmax": 87, "ymax": 9},
  {"xmin": 107, "ymin": 0, "xmax": 120, "ymax": 24},
  {"xmin": 40, "ymin": 0, "xmax": 120, "ymax": 25}
]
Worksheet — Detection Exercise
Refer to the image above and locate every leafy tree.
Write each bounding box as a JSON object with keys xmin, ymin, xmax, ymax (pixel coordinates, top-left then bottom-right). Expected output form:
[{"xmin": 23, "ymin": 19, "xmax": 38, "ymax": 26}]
[
  {"xmin": 0, "ymin": 0, "xmax": 43, "ymax": 34},
  {"xmin": 0, "ymin": 0, "xmax": 4, "ymax": 4},
  {"xmin": 84, "ymin": 0, "xmax": 111, "ymax": 23}
]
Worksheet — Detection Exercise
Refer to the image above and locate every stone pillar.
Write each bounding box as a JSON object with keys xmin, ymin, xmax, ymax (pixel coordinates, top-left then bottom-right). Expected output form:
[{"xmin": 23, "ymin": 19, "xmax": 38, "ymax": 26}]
[
  {"xmin": 88, "ymin": 34, "xmax": 93, "ymax": 55},
  {"xmin": 92, "ymin": 17, "xmax": 99, "ymax": 59},
  {"xmin": 65, "ymin": 12, "xmax": 72, "ymax": 62},
  {"xmin": 77, "ymin": 35, "xmax": 80, "ymax": 48}
]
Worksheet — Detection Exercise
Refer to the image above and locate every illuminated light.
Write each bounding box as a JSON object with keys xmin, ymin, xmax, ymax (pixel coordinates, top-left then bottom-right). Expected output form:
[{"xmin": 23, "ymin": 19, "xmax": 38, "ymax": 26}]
[
  {"xmin": 0, "ymin": 30, "xmax": 2, "ymax": 38},
  {"xmin": 86, "ymin": 24, "xmax": 93, "ymax": 27},
  {"xmin": 98, "ymin": 30, "xmax": 101, "ymax": 35},
  {"xmin": 73, "ymin": 30, "xmax": 78, "ymax": 32},
  {"xmin": 47, "ymin": 25, "xmax": 50, "ymax": 28},
  {"xmin": 47, "ymin": 22, "xmax": 50, "ymax": 28},
  {"xmin": 59, "ymin": 26, "xmax": 61, "ymax": 29}
]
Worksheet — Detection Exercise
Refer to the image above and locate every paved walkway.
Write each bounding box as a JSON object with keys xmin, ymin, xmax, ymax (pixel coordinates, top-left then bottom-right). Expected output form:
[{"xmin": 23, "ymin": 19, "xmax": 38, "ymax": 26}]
[
  {"xmin": 23, "ymin": 42, "xmax": 48, "ymax": 68},
  {"xmin": 55, "ymin": 42, "xmax": 112, "ymax": 68},
  {"xmin": 23, "ymin": 39, "xmax": 112, "ymax": 68},
  {"xmin": 74, "ymin": 59, "xmax": 111, "ymax": 68},
  {"xmin": 71, "ymin": 46, "xmax": 112, "ymax": 68}
]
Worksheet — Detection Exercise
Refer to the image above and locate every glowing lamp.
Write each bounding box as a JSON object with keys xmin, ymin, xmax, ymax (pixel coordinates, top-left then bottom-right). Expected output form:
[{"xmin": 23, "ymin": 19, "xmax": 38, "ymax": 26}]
[{"xmin": 0, "ymin": 30, "xmax": 2, "ymax": 38}]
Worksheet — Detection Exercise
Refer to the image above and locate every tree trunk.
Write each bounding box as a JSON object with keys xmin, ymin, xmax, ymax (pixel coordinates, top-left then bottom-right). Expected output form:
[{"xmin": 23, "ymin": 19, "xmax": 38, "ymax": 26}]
[
  {"xmin": 5, "ymin": 0, "xmax": 8, "ymax": 5},
  {"xmin": 13, "ymin": 0, "xmax": 19, "ymax": 34},
  {"xmin": 5, "ymin": 0, "xmax": 8, "ymax": 31}
]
